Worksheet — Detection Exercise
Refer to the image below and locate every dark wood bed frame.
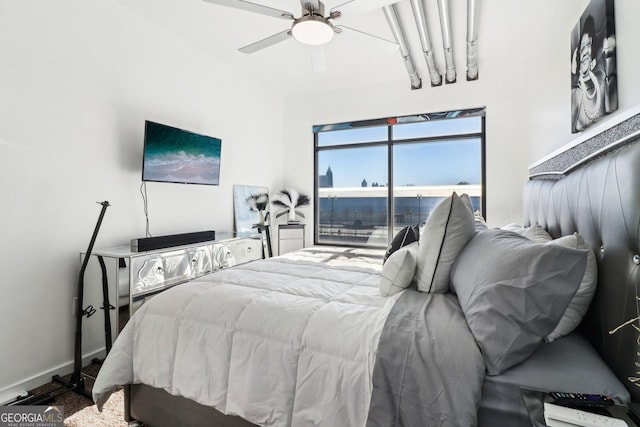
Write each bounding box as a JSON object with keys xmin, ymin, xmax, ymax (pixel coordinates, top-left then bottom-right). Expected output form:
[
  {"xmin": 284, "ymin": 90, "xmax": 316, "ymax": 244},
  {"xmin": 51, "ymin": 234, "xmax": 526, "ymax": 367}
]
[{"xmin": 122, "ymin": 108, "xmax": 640, "ymax": 426}]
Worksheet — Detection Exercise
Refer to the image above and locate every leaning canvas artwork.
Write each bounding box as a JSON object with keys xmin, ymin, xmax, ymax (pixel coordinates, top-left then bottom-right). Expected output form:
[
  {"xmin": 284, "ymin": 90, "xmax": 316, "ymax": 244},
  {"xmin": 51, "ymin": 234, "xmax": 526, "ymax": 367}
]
[
  {"xmin": 570, "ymin": 0, "xmax": 617, "ymax": 133},
  {"xmin": 233, "ymin": 185, "xmax": 269, "ymax": 234}
]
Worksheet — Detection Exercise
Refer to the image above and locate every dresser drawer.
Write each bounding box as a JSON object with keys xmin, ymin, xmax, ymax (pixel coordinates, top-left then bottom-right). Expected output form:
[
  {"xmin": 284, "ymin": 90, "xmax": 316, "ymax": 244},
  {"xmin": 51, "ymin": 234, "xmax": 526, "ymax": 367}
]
[
  {"xmin": 131, "ymin": 245, "xmax": 213, "ymax": 296},
  {"xmin": 279, "ymin": 227, "xmax": 304, "ymax": 239},
  {"xmin": 278, "ymin": 224, "xmax": 305, "ymax": 255},
  {"xmin": 214, "ymin": 238, "xmax": 261, "ymax": 269}
]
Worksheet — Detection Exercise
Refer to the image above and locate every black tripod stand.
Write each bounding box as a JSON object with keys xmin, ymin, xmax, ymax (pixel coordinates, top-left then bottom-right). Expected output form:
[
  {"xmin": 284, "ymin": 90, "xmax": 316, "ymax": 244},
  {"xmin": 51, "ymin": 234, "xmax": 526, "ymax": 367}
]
[{"xmin": 8, "ymin": 201, "xmax": 111, "ymax": 405}]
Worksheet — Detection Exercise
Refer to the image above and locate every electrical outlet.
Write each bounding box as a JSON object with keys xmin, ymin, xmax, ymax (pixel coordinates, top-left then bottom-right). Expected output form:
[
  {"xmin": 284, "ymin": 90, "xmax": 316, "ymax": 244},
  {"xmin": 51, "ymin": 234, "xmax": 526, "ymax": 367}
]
[{"xmin": 72, "ymin": 297, "xmax": 77, "ymax": 316}]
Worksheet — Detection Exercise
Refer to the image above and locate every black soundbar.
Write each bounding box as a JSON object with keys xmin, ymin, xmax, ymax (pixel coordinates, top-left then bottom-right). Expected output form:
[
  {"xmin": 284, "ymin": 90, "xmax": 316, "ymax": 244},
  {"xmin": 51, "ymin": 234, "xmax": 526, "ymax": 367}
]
[{"xmin": 131, "ymin": 230, "xmax": 216, "ymax": 252}]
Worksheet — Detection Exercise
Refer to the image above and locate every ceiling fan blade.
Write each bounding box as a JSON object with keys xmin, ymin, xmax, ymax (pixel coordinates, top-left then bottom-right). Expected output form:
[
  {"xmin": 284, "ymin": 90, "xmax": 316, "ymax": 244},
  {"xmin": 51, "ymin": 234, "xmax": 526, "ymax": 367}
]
[
  {"xmin": 308, "ymin": 45, "xmax": 328, "ymax": 73},
  {"xmin": 203, "ymin": 0, "xmax": 294, "ymax": 20},
  {"xmin": 331, "ymin": 0, "xmax": 400, "ymax": 16},
  {"xmin": 238, "ymin": 29, "xmax": 292, "ymax": 53},
  {"xmin": 335, "ymin": 25, "xmax": 398, "ymax": 52}
]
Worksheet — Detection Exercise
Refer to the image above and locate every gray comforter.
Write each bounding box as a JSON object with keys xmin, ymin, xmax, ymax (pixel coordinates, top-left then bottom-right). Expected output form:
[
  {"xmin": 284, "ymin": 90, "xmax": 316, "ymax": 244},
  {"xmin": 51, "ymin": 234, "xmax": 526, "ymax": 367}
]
[{"xmin": 367, "ymin": 289, "xmax": 485, "ymax": 427}]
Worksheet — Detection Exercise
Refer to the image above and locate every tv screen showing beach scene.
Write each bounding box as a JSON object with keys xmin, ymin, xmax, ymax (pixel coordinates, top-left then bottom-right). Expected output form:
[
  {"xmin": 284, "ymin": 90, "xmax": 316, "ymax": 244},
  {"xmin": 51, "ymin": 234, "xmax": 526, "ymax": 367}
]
[{"xmin": 142, "ymin": 120, "xmax": 222, "ymax": 185}]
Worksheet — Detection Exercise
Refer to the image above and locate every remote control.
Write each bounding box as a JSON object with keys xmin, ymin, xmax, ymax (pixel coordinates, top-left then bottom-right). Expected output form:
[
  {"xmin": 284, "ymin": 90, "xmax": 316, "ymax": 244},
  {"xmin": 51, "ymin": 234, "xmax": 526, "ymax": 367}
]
[
  {"xmin": 550, "ymin": 392, "xmax": 615, "ymax": 408},
  {"xmin": 544, "ymin": 402, "xmax": 628, "ymax": 427}
]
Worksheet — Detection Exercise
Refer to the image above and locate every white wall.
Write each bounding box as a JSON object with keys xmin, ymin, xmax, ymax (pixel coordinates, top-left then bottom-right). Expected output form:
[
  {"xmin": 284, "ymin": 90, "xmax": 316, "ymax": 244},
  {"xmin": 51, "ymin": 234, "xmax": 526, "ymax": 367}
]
[
  {"xmin": 0, "ymin": 0, "xmax": 284, "ymax": 400},
  {"xmin": 524, "ymin": 0, "xmax": 640, "ymax": 162},
  {"xmin": 3, "ymin": 0, "xmax": 640, "ymax": 400},
  {"xmin": 283, "ymin": 0, "xmax": 640, "ymax": 230}
]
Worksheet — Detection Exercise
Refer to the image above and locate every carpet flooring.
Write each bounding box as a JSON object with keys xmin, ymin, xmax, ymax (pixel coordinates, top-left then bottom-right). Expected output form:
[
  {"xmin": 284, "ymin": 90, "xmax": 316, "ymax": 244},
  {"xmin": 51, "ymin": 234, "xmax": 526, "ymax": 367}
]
[
  {"xmin": 18, "ymin": 308, "xmax": 131, "ymax": 425},
  {"xmin": 28, "ymin": 363, "xmax": 126, "ymax": 426},
  {"xmin": 64, "ymin": 389, "xmax": 125, "ymax": 427}
]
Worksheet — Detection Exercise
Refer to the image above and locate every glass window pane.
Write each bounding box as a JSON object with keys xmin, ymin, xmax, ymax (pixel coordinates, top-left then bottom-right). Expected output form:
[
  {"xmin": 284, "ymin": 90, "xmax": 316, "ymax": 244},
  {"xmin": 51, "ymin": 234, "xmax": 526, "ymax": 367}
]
[
  {"xmin": 394, "ymin": 138, "xmax": 482, "ymax": 186},
  {"xmin": 314, "ymin": 108, "xmax": 485, "ymax": 248},
  {"xmin": 392, "ymin": 116, "xmax": 481, "ymax": 140},
  {"xmin": 392, "ymin": 138, "xmax": 482, "ymax": 229},
  {"xmin": 317, "ymin": 126, "xmax": 388, "ymax": 147},
  {"xmin": 317, "ymin": 146, "xmax": 388, "ymax": 246}
]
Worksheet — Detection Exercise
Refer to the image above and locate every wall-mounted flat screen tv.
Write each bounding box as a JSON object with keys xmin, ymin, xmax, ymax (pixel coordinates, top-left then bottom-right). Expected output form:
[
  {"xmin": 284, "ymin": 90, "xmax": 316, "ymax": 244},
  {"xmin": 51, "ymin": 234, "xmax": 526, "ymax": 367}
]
[{"xmin": 142, "ymin": 120, "xmax": 222, "ymax": 186}]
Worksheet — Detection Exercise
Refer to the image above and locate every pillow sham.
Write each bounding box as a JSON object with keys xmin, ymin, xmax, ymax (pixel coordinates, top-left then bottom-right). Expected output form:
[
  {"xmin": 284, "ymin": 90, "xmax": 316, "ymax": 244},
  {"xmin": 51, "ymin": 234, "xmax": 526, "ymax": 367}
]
[
  {"xmin": 379, "ymin": 242, "xmax": 418, "ymax": 297},
  {"xmin": 545, "ymin": 233, "xmax": 597, "ymax": 342},
  {"xmin": 415, "ymin": 192, "xmax": 475, "ymax": 293},
  {"xmin": 450, "ymin": 228, "xmax": 588, "ymax": 375},
  {"xmin": 383, "ymin": 224, "xmax": 420, "ymax": 264}
]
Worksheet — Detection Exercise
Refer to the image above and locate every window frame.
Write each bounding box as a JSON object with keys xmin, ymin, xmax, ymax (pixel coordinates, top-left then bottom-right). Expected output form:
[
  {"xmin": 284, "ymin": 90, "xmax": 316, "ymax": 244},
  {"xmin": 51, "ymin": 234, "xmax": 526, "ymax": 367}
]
[{"xmin": 313, "ymin": 108, "xmax": 486, "ymax": 248}]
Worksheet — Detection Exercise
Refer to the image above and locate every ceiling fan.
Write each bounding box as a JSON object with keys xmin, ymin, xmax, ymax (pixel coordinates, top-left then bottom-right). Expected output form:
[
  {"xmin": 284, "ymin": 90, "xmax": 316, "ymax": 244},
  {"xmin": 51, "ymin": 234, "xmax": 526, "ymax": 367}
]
[{"xmin": 202, "ymin": 0, "xmax": 400, "ymax": 54}]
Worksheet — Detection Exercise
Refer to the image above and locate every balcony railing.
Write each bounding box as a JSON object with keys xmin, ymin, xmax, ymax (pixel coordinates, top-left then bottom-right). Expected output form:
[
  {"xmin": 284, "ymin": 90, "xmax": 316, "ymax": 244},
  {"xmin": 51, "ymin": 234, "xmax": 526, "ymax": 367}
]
[{"xmin": 317, "ymin": 184, "xmax": 481, "ymax": 246}]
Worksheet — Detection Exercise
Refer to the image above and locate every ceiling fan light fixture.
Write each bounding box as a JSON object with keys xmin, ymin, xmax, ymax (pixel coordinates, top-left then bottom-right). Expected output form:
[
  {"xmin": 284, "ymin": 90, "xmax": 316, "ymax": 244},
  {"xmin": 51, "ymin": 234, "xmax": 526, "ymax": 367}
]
[{"xmin": 292, "ymin": 15, "xmax": 334, "ymax": 45}]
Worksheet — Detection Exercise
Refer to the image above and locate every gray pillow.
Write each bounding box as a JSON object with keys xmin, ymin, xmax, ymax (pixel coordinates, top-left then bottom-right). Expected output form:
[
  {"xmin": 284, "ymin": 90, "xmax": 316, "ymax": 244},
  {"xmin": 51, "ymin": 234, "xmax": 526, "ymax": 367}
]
[
  {"xmin": 450, "ymin": 229, "xmax": 588, "ymax": 375},
  {"xmin": 507, "ymin": 228, "xmax": 597, "ymax": 341},
  {"xmin": 545, "ymin": 233, "xmax": 597, "ymax": 342},
  {"xmin": 415, "ymin": 192, "xmax": 475, "ymax": 293}
]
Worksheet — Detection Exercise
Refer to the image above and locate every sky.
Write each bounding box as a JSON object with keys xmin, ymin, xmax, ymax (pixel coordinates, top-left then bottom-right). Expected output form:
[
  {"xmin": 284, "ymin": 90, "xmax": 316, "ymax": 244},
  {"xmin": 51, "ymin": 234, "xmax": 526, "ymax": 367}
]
[{"xmin": 316, "ymin": 117, "xmax": 482, "ymax": 187}]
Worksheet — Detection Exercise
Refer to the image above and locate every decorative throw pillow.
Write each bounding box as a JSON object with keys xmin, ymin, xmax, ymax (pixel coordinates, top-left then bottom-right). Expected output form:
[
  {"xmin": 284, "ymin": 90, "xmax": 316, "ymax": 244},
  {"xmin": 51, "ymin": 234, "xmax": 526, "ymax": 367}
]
[
  {"xmin": 415, "ymin": 192, "xmax": 475, "ymax": 293},
  {"xmin": 379, "ymin": 242, "xmax": 419, "ymax": 297},
  {"xmin": 383, "ymin": 224, "xmax": 420, "ymax": 264},
  {"xmin": 450, "ymin": 228, "xmax": 588, "ymax": 375},
  {"xmin": 545, "ymin": 233, "xmax": 598, "ymax": 342}
]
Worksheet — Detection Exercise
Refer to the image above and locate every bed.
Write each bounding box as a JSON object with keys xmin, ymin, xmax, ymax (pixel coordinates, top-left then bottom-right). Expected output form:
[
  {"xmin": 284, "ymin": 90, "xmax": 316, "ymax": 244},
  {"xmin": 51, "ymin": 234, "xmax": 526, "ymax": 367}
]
[{"xmin": 93, "ymin": 110, "xmax": 640, "ymax": 426}]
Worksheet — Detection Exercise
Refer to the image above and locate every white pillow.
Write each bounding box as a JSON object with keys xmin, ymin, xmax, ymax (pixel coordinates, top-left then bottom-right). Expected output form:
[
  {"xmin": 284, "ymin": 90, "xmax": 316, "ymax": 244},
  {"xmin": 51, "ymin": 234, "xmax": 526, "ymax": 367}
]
[
  {"xmin": 500, "ymin": 222, "xmax": 523, "ymax": 232},
  {"xmin": 473, "ymin": 210, "xmax": 488, "ymax": 232},
  {"xmin": 415, "ymin": 192, "xmax": 475, "ymax": 293},
  {"xmin": 521, "ymin": 224, "xmax": 553, "ymax": 243},
  {"xmin": 545, "ymin": 233, "xmax": 597, "ymax": 342},
  {"xmin": 379, "ymin": 242, "xmax": 418, "ymax": 297},
  {"xmin": 501, "ymin": 223, "xmax": 552, "ymax": 243}
]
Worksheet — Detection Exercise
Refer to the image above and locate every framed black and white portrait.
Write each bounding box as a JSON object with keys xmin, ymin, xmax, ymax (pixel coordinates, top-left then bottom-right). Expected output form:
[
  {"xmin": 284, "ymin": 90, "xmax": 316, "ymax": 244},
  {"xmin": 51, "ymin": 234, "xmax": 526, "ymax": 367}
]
[{"xmin": 571, "ymin": 0, "xmax": 617, "ymax": 133}]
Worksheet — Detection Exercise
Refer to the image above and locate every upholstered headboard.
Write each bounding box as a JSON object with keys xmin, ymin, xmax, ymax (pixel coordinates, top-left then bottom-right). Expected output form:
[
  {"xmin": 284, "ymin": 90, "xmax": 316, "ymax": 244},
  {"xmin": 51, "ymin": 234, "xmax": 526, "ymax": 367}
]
[{"xmin": 523, "ymin": 108, "xmax": 640, "ymax": 402}]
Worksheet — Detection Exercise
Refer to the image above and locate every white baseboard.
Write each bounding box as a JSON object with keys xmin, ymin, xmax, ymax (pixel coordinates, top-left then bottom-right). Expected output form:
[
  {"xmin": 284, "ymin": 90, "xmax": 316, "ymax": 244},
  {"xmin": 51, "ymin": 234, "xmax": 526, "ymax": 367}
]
[{"xmin": 0, "ymin": 347, "xmax": 106, "ymax": 405}]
